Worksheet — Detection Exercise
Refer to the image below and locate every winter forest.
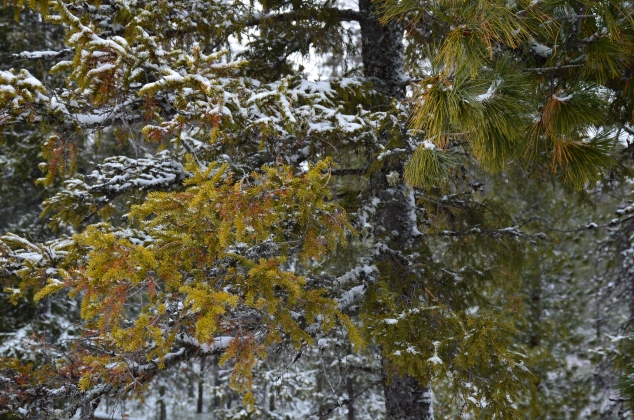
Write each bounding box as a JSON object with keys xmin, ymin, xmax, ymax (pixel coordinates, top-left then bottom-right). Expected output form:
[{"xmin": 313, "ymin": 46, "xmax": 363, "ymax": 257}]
[{"xmin": 3, "ymin": 0, "xmax": 634, "ymax": 418}]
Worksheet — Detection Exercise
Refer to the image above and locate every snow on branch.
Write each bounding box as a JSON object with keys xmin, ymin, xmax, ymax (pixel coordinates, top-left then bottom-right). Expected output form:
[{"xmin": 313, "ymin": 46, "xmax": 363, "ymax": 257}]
[
  {"xmin": 7, "ymin": 48, "xmax": 74, "ymax": 62},
  {"xmin": 437, "ymin": 225, "xmax": 547, "ymax": 244},
  {"xmin": 42, "ymin": 151, "xmax": 187, "ymax": 226},
  {"xmin": 88, "ymin": 150, "xmax": 186, "ymax": 195}
]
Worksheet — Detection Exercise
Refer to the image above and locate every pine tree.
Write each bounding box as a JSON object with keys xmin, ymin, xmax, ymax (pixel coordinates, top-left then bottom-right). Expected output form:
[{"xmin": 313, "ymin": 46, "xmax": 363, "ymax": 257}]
[{"xmin": 1, "ymin": 0, "xmax": 634, "ymax": 419}]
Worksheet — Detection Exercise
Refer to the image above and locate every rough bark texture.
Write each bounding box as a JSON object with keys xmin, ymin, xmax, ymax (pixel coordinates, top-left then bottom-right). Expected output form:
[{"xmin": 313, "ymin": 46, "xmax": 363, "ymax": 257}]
[
  {"xmin": 384, "ymin": 376, "xmax": 433, "ymax": 420},
  {"xmin": 197, "ymin": 379, "xmax": 204, "ymax": 414},
  {"xmin": 357, "ymin": 1, "xmax": 433, "ymax": 419},
  {"xmin": 359, "ymin": 0, "xmax": 405, "ymax": 99}
]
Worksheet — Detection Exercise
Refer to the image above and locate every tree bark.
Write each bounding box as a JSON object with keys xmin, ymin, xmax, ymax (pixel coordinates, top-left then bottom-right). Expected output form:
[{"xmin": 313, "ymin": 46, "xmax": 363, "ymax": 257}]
[
  {"xmin": 198, "ymin": 356, "xmax": 206, "ymax": 414},
  {"xmin": 211, "ymin": 361, "xmax": 220, "ymax": 412},
  {"xmin": 384, "ymin": 376, "xmax": 433, "ymax": 420},
  {"xmin": 197, "ymin": 380, "xmax": 204, "ymax": 414},
  {"xmin": 347, "ymin": 374, "xmax": 355, "ymax": 420},
  {"xmin": 357, "ymin": 1, "xmax": 434, "ymax": 419},
  {"xmin": 158, "ymin": 385, "xmax": 167, "ymax": 420},
  {"xmin": 359, "ymin": 0, "xmax": 405, "ymax": 99}
]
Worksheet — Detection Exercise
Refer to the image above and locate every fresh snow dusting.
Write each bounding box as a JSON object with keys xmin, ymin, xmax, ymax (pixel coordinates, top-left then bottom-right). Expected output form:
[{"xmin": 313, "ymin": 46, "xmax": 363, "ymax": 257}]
[{"xmin": 531, "ymin": 39, "xmax": 553, "ymax": 57}]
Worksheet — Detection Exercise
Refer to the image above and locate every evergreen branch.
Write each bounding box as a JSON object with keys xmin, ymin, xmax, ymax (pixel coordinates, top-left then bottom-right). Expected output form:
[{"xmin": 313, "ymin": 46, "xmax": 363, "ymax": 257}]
[
  {"xmin": 338, "ymin": 285, "xmax": 367, "ymax": 310},
  {"xmin": 434, "ymin": 226, "xmax": 547, "ymax": 243},
  {"xmin": 245, "ymin": 8, "xmax": 365, "ymax": 27},
  {"xmin": 73, "ymin": 8, "xmax": 366, "ymax": 50},
  {"xmin": 1, "ymin": 335, "xmax": 233, "ymax": 419},
  {"xmin": 6, "ymin": 49, "xmax": 74, "ymax": 63},
  {"xmin": 515, "ymin": 0, "xmax": 544, "ymax": 17},
  {"xmin": 548, "ymin": 223, "xmax": 610, "ymax": 233},
  {"xmin": 41, "ymin": 151, "xmax": 188, "ymax": 227}
]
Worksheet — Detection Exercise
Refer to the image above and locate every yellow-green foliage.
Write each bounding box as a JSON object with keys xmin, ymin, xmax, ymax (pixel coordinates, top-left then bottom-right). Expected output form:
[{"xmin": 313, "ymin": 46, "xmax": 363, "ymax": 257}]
[
  {"xmin": 5, "ymin": 158, "xmax": 360, "ymax": 405},
  {"xmin": 404, "ymin": 144, "xmax": 458, "ymax": 190},
  {"xmin": 391, "ymin": 0, "xmax": 630, "ymax": 190},
  {"xmin": 363, "ymin": 281, "xmax": 534, "ymax": 419}
]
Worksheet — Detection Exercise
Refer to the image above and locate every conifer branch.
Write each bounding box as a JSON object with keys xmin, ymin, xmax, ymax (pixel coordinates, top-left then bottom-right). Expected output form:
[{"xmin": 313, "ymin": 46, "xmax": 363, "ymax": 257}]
[
  {"xmin": 434, "ymin": 226, "xmax": 547, "ymax": 243},
  {"xmin": 6, "ymin": 48, "xmax": 74, "ymax": 63},
  {"xmin": 244, "ymin": 8, "xmax": 365, "ymax": 27}
]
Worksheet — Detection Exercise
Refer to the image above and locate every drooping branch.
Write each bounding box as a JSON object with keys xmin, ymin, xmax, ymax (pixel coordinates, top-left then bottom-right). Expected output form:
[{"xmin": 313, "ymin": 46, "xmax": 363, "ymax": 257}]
[{"xmin": 0, "ymin": 335, "xmax": 233, "ymax": 420}]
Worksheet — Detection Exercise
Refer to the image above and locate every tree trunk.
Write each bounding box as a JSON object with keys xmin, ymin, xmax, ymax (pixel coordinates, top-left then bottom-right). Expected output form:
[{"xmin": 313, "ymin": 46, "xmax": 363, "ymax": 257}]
[
  {"xmin": 197, "ymin": 381, "xmax": 204, "ymax": 414},
  {"xmin": 384, "ymin": 376, "xmax": 433, "ymax": 420},
  {"xmin": 347, "ymin": 374, "xmax": 355, "ymax": 420},
  {"xmin": 359, "ymin": 0, "xmax": 405, "ymax": 99},
  {"xmin": 158, "ymin": 385, "xmax": 167, "ymax": 420},
  {"xmin": 198, "ymin": 356, "xmax": 206, "ymax": 414},
  {"xmin": 357, "ymin": 1, "xmax": 434, "ymax": 419},
  {"xmin": 211, "ymin": 360, "xmax": 220, "ymax": 413}
]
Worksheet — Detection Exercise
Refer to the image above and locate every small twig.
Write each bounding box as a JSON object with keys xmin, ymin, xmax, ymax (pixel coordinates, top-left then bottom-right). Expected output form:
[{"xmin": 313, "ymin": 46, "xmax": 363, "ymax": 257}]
[
  {"xmin": 524, "ymin": 64, "xmax": 585, "ymax": 72},
  {"xmin": 558, "ymin": 14, "xmax": 596, "ymax": 20},
  {"xmin": 331, "ymin": 168, "xmax": 366, "ymax": 176},
  {"xmin": 621, "ymin": 125, "xmax": 634, "ymax": 137}
]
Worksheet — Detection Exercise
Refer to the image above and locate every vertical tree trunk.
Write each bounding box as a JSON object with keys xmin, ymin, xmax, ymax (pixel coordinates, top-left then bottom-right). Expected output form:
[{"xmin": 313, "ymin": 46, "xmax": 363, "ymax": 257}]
[
  {"xmin": 529, "ymin": 290, "xmax": 542, "ymax": 348},
  {"xmin": 198, "ymin": 356, "xmax": 206, "ymax": 414},
  {"xmin": 158, "ymin": 385, "xmax": 167, "ymax": 420},
  {"xmin": 197, "ymin": 380, "xmax": 204, "ymax": 414},
  {"xmin": 211, "ymin": 360, "xmax": 220, "ymax": 414},
  {"xmin": 384, "ymin": 376, "xmax": 433, "ymax": 420},
  {"xmin": 188, "ymin": 362, "xmax": 195, "ymax": 401},
  {"xmin": 359, "ymin": 0, "xmax": 405, "ymax": 99},
  {"xmin": 357, "ymin": 2, "xmax": 434, "ymax": 419},
  {"xmin": 346, "ymin": 374, "xmax": 355, "ymax": 420},
  {"xmin": 38, "ymin": 296, "xmax": 51, "ymax": 317}
]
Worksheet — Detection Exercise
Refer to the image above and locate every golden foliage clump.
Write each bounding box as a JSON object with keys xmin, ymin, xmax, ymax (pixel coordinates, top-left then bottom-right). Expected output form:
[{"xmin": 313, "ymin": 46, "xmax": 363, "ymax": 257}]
[{"xmin": 2, "ymin": 158, "xmax": 359, "ymax": 411}]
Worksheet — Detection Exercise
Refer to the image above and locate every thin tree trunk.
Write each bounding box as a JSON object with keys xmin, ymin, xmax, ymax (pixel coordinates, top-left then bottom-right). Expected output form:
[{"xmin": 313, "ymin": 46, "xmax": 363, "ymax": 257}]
[
  {"xmin": 188, "ymin": 362, "xmax": 195, "ymax": 401},
  {"xmin": 357, "ymin": 1, "xmax": 434, "ymax": 419},
  {"xmin": 529, "ymin": 289, "xmax": 542, "ymax": 348},
  {"xmin": 197, "ymin": 380, "xmax": 204, "ymax": 414},
  {"xmin": 158, "ymin": 385, "xmax": 167, "ymax": 420},
  {"xmin": 198, "ymin": 356, "xmax": 206, "ymax": 414},
  {"xmin": 38, "ymin": 296, "xmax": 51, "ymax": 317},
  {"xmin": 347, "ymin": 374, "xmax": 355, "ymax": 420},
  {"xmin": 211, "ymin": 360, "xmax": 220, "ymax": 413}
]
